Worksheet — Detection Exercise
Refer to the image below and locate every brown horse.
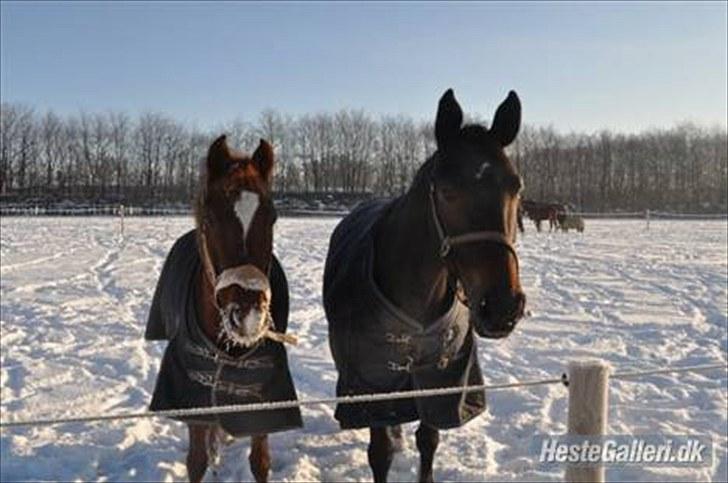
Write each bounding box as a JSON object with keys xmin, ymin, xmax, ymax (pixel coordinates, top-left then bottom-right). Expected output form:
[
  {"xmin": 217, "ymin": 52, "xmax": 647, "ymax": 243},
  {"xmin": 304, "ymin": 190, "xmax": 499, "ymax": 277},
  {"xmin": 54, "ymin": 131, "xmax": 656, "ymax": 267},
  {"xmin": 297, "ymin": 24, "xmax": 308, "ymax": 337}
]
[
  {"xmin": 324, "ymin": 89, "xmax": 526, "ymax": 482},
  {"xmin": 521, "ymin": 199, "xmax": 564, "ymax": 232},
  {"xmin": 145, "ymin": 136, "xmax": 301, "ymax": 483}
]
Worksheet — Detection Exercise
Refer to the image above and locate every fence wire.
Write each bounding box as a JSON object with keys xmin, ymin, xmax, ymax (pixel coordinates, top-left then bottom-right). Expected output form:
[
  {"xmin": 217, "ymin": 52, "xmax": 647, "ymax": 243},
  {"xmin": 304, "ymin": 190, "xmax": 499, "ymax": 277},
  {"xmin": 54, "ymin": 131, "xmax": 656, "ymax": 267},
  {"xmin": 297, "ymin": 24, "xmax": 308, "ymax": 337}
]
[
  {"xmin": 2, "ymin": 205, "xmax": 727, "ymax": 220},
  {"xmin": 1, "ymin": 362, "xmax": 724, "ymax": 430}
]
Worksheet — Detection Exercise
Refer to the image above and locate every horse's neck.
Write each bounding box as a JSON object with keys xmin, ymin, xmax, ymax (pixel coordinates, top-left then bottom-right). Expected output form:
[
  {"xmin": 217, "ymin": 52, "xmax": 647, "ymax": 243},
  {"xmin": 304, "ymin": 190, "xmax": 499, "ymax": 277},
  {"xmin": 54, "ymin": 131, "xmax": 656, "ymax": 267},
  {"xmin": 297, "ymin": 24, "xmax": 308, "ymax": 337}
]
[{"xmin": 373, "ymin": 175, "xmax": 451, "ymax": 324}]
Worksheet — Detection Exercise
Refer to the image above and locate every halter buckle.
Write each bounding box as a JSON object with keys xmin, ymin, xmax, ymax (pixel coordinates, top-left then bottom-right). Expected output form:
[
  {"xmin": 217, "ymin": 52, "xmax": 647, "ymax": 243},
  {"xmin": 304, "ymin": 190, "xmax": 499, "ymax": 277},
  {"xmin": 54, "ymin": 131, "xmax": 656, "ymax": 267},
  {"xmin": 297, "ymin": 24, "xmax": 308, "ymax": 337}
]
[{"xmin": 439, "ymin": 238, "xmax": 452, "ymax": 258}]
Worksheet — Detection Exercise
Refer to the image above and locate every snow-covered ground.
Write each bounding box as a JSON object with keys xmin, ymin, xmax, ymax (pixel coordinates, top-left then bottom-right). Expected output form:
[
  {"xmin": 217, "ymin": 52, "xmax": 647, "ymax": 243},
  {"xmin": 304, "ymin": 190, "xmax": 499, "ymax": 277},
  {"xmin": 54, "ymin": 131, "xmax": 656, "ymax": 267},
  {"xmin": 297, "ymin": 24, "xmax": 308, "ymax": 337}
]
[{"xmin": 1, "ymin": 216, "xmax": 726, "ymax": 482}]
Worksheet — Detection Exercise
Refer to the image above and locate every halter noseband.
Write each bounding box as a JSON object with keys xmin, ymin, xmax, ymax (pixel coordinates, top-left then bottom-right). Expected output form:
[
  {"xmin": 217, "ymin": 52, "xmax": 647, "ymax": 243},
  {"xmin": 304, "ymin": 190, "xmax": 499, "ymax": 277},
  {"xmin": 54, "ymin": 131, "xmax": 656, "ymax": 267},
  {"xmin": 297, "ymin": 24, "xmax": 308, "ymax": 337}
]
[{"xmin": 428, "ymin": 182, "xmax": 519, "ymax": 268}]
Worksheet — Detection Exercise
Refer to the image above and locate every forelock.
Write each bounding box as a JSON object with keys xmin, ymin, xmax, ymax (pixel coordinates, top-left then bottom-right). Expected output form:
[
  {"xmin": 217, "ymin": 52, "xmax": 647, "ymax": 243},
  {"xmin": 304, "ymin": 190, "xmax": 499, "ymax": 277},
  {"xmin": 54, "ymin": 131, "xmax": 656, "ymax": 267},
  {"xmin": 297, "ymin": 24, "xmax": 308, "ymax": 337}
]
[{"xmin": 460, "ymin": 124, "xmax": 494, "ymax": 147}]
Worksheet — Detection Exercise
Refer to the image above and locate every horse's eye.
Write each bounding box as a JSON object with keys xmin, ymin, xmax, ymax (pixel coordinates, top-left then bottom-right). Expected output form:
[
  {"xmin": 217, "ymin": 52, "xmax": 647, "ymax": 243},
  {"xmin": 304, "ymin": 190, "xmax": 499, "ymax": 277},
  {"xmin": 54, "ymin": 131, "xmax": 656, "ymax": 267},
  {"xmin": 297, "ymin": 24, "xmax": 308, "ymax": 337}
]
[
  {"xmin": 477, "ymin": 171, "xmax": 495, "ymax": 184},
  {"xmin": 222, "ymin": 183, "xmax": 238, "ymax": 199}
]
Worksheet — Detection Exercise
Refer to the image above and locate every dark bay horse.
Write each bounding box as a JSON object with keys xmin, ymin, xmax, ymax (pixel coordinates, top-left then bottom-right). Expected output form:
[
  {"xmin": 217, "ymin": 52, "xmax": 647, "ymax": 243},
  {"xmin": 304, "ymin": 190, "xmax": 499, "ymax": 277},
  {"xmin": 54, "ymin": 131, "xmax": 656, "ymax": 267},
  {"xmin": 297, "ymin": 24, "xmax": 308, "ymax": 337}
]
[
  {"xmin": 323, "ymin": 89, "xmax": 526, "ymax": 482},
  {"xmin": 145, "ymin": 136, "xmax": 301, "ymax": 483},
  {"xmin": 521, "ymin": 199, "xmax": 565, "ymax": 232}
]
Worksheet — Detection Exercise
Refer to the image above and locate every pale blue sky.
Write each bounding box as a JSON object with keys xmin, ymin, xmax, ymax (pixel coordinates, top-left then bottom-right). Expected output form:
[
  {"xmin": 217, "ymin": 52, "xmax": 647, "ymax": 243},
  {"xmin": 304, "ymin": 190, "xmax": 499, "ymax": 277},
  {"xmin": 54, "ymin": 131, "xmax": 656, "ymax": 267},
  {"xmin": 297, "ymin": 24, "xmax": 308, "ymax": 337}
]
[{"xmin": 1, "ymin": 1, "xmax": 726, "ymax": 133}]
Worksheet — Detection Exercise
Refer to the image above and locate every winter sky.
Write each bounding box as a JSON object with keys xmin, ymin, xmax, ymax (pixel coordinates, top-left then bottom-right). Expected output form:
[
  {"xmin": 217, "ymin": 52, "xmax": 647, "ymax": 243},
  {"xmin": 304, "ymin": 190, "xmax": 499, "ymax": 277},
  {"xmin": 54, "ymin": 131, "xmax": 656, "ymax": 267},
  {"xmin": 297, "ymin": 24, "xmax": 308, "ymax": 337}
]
[{"xmin": 1, "ymin": 1, "xmax": 726, "ymax": 133}]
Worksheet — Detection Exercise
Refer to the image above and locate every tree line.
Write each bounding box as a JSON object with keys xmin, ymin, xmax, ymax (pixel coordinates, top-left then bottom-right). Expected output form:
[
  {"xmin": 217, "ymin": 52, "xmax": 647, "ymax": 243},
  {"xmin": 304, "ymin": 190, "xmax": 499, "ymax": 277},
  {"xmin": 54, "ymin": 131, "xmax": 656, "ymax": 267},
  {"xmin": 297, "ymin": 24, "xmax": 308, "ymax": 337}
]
[{"xmin": 1, "ymin": 102, "xmax": 726, "ymax": 212}]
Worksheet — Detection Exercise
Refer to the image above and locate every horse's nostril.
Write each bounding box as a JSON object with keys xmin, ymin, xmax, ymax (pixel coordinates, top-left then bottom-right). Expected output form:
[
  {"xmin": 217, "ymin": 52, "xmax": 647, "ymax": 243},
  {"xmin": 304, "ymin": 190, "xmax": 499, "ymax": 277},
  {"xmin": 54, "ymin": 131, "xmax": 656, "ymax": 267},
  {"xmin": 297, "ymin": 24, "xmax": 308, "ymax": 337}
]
[
  {"xmin": 230, "ymin": 307, "xmax": 244, "ymax": 327},
  {"xmin": 478, "ymin": 297, "xmax": 489, "ymax": 319}
]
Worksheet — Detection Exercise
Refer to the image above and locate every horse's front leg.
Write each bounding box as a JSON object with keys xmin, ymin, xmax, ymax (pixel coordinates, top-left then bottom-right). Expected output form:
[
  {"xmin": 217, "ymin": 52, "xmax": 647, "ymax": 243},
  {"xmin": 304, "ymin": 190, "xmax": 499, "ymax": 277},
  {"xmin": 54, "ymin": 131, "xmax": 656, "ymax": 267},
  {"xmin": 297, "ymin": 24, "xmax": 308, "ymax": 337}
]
[
  {"xmin": 416, "ymin": 423, "xmax": 440, "ymax": 483},
  {"xmin": 186, "ymin": 424, "xmax": 210, "ymax": 483},
  {"xmin": 249, "ymin": 434, "xmax": 271, "ymax": 483},
  {"xmin": 368, "ymin": 426, "xmax": 395, "ymax": 483}
]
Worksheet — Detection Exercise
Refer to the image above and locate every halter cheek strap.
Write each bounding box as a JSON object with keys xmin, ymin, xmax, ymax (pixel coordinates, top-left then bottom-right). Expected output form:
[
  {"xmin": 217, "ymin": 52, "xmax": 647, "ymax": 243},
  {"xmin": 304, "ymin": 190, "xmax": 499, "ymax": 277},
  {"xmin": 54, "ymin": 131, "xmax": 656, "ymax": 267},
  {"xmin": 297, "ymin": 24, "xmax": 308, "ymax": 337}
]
[
  {"xmin": 198, "ymin": 225, "xmax": 272, "ymax": 302},
  {"xmin": 428, "ymin": 182, "xmax": 519, "ymax": 269}
]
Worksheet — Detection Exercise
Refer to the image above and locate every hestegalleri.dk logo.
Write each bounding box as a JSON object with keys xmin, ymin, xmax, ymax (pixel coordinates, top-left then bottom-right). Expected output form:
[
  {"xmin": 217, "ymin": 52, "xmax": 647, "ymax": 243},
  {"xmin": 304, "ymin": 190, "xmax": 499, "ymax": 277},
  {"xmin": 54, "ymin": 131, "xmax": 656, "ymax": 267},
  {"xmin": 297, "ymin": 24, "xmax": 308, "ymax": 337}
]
[{"xmin": 534, "ymin": 435, "xmax": 712, "ymax": 467}]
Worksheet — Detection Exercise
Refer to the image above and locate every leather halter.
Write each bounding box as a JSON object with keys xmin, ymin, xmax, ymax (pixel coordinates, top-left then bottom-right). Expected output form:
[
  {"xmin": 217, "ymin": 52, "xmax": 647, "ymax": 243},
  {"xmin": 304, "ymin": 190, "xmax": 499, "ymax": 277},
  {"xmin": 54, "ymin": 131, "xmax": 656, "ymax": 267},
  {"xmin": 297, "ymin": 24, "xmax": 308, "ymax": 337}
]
[
  {"xmin": 198, "ymin": 223, "xmax": 297, "ymax": 346},
  {"xmin": 428, "ymin": 182, "xmax": 519, "ymax": 269}
]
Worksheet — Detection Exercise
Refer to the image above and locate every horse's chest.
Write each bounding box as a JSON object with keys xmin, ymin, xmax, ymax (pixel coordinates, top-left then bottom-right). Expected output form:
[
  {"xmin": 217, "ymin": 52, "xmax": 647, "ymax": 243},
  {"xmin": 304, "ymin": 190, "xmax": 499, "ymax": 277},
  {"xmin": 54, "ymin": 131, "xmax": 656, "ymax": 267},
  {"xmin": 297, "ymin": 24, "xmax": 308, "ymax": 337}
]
[
  {"xmin": 151, "ymin": 319, "xmax": 302, "ymax": 436},
  {"xmin": 354, "ymin": 311, "xmax": 470, "ymax": 379},
  {"xmin": 180, "ymin": 336, "xmax": 277, "ymax": 403}
]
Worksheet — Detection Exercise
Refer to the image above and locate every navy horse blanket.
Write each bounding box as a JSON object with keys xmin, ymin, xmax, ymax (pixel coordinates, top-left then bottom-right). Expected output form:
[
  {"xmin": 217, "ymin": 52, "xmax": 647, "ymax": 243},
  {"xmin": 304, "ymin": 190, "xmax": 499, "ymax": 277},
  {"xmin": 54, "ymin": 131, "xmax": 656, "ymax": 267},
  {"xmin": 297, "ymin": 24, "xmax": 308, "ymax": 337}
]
[
  {"xmin": 323, "ymin": 200, "xmax": 486, "ymax": 430},
  {"xmin": 145, "ymin": 230, "xmax": 302, "ymax": 437}
]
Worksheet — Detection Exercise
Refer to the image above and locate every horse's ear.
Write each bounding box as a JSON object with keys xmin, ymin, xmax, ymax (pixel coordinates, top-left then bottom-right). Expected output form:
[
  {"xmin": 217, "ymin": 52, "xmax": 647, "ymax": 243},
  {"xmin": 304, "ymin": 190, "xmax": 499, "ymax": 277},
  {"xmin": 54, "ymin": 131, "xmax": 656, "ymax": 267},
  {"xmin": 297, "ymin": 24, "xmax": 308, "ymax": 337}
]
[
  {"xmin": 435, "ymin": 89, "xmax": 463, "ymax": 148},
  {"xmin": 252, "ymin": 138, "xmax": 274, "ymax": 182},
  {"xmin": 489, "ymin": 90, "xmax": 521, "ymax": 147},
  {"xmin": 207, "ymin": 134, "xmax": 230, "ymax": 180}
]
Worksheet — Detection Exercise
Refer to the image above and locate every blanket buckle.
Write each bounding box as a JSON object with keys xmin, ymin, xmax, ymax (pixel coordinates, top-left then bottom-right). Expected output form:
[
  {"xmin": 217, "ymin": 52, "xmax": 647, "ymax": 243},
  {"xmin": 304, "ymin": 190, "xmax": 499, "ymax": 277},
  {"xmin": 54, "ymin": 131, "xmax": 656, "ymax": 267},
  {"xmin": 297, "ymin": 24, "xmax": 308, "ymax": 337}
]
[{"xmin": 387, "ymin": 356, "xmax": 413, "ymax": 373}]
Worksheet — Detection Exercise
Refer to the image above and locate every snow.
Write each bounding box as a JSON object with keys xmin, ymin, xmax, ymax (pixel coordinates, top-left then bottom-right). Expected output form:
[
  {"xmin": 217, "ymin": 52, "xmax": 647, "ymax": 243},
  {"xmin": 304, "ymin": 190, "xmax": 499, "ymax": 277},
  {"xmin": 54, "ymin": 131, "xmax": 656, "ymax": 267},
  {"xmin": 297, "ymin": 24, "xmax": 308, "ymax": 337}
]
[{"xmin": 1, "ymin": 216, "xmax": 726, "ymax": 482}]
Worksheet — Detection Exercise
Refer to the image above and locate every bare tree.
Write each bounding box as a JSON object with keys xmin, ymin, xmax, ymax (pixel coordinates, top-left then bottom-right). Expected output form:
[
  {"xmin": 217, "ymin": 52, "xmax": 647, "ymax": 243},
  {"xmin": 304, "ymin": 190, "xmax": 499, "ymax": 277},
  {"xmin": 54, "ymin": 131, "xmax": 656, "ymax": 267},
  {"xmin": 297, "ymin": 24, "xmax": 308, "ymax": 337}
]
[
  {"xmin": 0, "ymin": 101, "xmax": 725, "ymax": 213},
  {"xmin": 1, "ymin": 103, "xmax": 22, "ymax": 193}
]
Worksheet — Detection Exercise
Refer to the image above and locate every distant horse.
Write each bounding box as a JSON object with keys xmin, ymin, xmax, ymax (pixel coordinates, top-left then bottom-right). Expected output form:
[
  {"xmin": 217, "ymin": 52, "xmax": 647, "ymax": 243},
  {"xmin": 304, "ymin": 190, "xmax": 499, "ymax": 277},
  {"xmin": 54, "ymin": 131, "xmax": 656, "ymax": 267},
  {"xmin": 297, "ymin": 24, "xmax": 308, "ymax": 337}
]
[
  {"xmin": 323, "ymin": 89, "xmax": 526, "ymax": 482},
  {"xmin": 145, "ymin": 136, "xmax": 301, "ymax": 483},
  {"xmin": 557, "ymin": 213, "xmax": 585, "ymax": 232},
  {"xmin": 521, "ymin": 199, "xmax": 565, "ymax": 232}
]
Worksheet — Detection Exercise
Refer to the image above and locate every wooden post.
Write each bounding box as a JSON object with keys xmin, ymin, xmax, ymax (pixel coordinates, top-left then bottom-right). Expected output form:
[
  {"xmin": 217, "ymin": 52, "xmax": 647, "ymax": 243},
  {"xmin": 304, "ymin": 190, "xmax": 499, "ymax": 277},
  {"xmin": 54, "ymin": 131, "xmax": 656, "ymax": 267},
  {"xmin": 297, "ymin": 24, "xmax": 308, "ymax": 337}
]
[
  {"xmin": 119, "ymin": 204, "xmax": 125, "ymax": 238},
  {"xmin": 645, "ymin": 209, "xmax": 650, "ymax": 231},
  {"xmin": 565, "ymin": 360, "xmax": 610, "ymax": 483}
]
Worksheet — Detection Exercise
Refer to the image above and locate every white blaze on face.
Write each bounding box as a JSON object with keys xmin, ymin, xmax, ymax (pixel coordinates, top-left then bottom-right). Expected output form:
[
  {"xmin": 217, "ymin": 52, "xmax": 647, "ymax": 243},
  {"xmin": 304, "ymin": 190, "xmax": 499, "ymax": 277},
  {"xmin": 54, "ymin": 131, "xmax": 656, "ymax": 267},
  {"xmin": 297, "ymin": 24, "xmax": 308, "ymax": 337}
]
[{"xmin": 234, "ymin": 190, "xmax": 260, "ymax": 241}]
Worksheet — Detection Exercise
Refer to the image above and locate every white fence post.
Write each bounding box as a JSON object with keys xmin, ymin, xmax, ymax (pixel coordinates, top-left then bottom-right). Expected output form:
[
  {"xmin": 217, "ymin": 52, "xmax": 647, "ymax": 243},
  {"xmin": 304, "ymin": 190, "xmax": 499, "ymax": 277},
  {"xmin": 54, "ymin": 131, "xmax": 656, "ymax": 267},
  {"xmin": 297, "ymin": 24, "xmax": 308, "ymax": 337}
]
[
  {"xmin": 119, "ymin": 204, "xmax": 125, "ymax": 238},
  {"xmin": 565, "ymin": 360, "xmax": 610, "ymax": 483},
  {"xmin": 645, "ymin": 209, "xmax": 650, "ymax": 231}
]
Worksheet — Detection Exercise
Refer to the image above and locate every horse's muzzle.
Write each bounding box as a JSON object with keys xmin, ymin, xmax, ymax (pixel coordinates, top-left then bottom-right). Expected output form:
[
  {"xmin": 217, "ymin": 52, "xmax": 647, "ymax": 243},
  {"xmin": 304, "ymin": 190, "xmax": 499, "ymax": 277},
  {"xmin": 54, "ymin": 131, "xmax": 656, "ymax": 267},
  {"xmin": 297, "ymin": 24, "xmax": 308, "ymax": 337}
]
[
  {"xmin": 221, "ymin": 301, "xmax": 268, "ymax": 346},
  {"xmin": 471, "ymin": 290, "xmax": 526, "ymax": 339}
]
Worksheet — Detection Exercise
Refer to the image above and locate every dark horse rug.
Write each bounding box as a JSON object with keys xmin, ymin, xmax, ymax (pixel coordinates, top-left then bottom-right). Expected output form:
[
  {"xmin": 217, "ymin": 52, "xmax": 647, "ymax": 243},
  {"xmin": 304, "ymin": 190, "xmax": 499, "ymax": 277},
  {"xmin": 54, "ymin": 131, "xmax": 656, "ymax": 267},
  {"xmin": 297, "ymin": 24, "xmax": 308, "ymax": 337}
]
[
  {"xmin": 324, "ymin": 200, "xmax": 486, "ymax": 430},
  {"xmin": 145, "ymin": 230, "xmax": 302, "ymax": 436}
]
